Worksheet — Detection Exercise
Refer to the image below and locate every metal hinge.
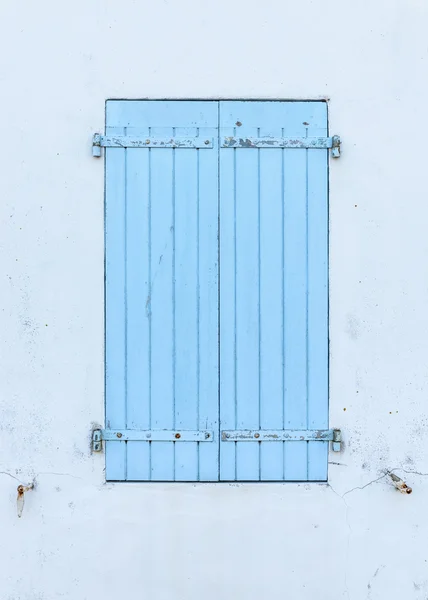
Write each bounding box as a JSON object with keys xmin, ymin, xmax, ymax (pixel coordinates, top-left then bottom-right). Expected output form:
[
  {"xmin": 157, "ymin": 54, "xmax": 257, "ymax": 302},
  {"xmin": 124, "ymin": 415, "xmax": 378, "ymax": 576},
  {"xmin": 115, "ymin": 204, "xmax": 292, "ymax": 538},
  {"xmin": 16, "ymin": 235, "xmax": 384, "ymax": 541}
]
[
  {"xmin": 331, "ymin": 428, "xmax": 342, "ymax": 452},
  {"xmin": 221, "ymin": 135, "xmax": 341, "ymax": 157},
  {"xmin": 93, "ymin": 133, "xmax": 341, "ymax": 158},
  {"xmin": 221, "ymin": 428, "xmax": 342, "ymax": 451},
  {"xmin": 331, "ymin": 135, "xmax": 341, "ymax": 158},
  {"xmin": 92, "ymin": 134, "xmax": 214, "ymax": 156},
  {"xmin": 92, "ymin": 428, "xmax": 342, "ymax": 452},
  {"xmin": 92, "ymin": 429, "xmax": 213, "ymax": 450},
  {"xmin": 92, "ymin": 429, "xmax": 102, "ymax": 452}
]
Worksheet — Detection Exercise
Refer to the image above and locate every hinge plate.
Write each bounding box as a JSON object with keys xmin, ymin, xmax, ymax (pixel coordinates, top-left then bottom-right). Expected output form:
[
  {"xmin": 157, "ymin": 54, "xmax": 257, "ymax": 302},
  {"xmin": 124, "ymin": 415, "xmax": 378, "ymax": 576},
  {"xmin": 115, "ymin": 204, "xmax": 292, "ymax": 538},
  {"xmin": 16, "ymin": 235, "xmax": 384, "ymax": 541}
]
[
  {"xmin": 221, "ymin": 429, "xmax": 342, "ymax": 451},
  {"xmin": 221, "ymin": 135, "xmax": 341, "ymax": 157},
  {"xmin": 92, "ymin": 429, "xmax": 102, "ymax": 452},
  {"xmin": 92, "ymin": 134, "xmax": 341, "ymax": 157},
  {"xmin": 97, "ymin": 429, "xmax": 214, "ymax": 442},
  {"xmin": 92, "ymin": 134, "xmax": 213, "ymax": 156}
]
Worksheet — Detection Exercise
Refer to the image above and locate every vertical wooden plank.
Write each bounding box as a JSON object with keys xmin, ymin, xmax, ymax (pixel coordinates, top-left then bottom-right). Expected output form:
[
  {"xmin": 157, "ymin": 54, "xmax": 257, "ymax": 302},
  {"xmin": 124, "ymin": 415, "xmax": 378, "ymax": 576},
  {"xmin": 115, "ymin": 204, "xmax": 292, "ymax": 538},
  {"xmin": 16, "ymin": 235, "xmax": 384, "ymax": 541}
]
[
  {"xmin": 198, "ymin": 126, "xmax": 220, "ymax": 481},
  {"xmin": 149, "ymin": 125, "xmax": 175, "ymax": 480},
  {"xmin": 259, "ymin": 127, "xmax": 285, "ymax": 481},
  {"xmin": 282, "ymin": 147, "xmax": 309, "ymax": 480},
  {"xmin": 219, "ymin": 127, "xmax": 237, "ymax": 480},
  {"xmin": 105, "ymin": 126, "xmax": 127, "ymax": 480},
  {"xmin": 105, "ymin": 101, "xmax": 219, "ymax": 482},
  {"xmin": 174, "ymin": 127, "xmax": 199, "ymax": 481},
  {"xmin": 234, "ymin": 121, "xmax": 260, "ymax": 481},
  {"xmin": 307, "ymin": 107, "xmax": 329, "ymax": 480},
  {"xmin": 282, "ymin": 116, "xmax": 309, "ymax": 480},
  {"xmin": 220, "ymin": 101, "xmax": 329, "ymax": 481},
  {"xmin": 125, "ymin": 128, "xmax": 151, "ymax": 481}
]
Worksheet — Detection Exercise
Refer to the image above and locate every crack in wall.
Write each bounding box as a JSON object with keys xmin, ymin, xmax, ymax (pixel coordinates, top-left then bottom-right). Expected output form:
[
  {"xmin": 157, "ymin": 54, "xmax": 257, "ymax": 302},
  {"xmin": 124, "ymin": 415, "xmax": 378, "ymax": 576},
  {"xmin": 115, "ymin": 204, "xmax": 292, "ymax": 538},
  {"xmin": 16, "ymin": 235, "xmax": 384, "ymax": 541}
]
[
  {"xmin": 327, "ymin": 467, "xmax": 426, "ymax": 600},
  {"xmin": 0, "ymin": 471, "xmax": 84, "ymax": 485}
]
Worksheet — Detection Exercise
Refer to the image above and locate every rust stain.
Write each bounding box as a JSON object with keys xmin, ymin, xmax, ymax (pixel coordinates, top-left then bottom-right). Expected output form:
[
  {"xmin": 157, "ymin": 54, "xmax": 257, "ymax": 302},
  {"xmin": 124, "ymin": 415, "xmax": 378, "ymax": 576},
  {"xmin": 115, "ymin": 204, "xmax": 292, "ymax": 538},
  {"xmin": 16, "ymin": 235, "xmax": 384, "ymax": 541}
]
[
  {"xmin": 17, "ymin": 482, "xmax": 34, "ymax": 518},
  {"xmin": 389, "ymin": 473, "xmax": 412, "ymax": 494}
]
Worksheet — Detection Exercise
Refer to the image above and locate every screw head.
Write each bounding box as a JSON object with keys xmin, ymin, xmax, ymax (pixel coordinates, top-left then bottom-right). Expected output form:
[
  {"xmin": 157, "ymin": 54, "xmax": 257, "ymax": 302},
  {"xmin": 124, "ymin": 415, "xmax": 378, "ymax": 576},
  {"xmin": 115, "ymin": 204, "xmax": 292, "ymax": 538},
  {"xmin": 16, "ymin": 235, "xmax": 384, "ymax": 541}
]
[
  {"xmin": 204, "ymin": 140, "xmax": 210, "ymax": 145},
  {"xmin": 254, "ymin": 433, "xmax": 260, "ymax": 439},
  {"xmin": 175, "ymin": 433, "xmax": 181, "ymax": 439},
  {"xmin": 116, "ymin": 432, "xmax": 123, "ymax": 438}
]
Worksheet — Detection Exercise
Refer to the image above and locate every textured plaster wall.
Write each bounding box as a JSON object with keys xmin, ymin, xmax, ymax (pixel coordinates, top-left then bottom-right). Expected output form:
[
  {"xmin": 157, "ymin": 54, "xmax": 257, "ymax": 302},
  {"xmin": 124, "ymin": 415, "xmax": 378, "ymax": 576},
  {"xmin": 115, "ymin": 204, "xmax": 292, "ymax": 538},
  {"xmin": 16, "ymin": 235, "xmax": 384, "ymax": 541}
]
[{"xmin": 1, "ymin": 1, "xmax": 428, "ymax": 598}]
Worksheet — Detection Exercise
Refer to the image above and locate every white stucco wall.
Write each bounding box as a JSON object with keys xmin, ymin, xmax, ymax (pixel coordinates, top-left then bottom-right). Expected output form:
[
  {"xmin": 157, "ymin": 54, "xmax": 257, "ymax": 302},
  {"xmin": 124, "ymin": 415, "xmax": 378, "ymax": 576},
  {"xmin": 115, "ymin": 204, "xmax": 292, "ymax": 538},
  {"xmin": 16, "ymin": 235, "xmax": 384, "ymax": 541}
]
[{"xmin": 1, "ymin": 1, "xmax": 428, "ymax": 598}]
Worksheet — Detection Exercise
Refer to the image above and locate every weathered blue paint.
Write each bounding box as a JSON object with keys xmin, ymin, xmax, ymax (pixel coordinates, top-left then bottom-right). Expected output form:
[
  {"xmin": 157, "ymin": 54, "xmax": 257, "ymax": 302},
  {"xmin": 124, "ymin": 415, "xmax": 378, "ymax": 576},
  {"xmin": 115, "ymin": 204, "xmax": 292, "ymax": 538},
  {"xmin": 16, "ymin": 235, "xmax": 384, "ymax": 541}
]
[
  {"xmin": 105, "ymin": 100, "xmax": 329, "ymax": 481},
  {"xmin": 221, "ymin": 429, "xmax": 336, "ymax": 442},
  {"xmin": 219, "ymin": 101, "xmax": 329, "ymax": 481},
  {"xmin": 221, "ymin": 136, "xmax": 335, "ymax": 149},
  {"xmin": 105, "ymin": 101, "xmax": 219, "ymax": 481},
  {"xmin": 95, "ymin": 134, "xmax": 214, "ymax": 149}
]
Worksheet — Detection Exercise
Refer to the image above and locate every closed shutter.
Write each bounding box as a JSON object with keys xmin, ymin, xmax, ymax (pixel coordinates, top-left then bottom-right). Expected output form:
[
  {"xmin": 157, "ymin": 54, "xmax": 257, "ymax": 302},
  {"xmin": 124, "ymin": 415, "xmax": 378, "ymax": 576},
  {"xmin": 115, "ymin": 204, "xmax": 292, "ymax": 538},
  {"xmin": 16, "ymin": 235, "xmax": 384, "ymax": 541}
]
[
  {"xmin": 104, "ymin": 100, "xmax": 329, "ymax": 481},
  {"xmin": 219, "ymin": 101, "xmax": 328, "ymax": 481},
  {"xmin": 105, "ymin": 101, "xmax": 220, "ymax": 481}
]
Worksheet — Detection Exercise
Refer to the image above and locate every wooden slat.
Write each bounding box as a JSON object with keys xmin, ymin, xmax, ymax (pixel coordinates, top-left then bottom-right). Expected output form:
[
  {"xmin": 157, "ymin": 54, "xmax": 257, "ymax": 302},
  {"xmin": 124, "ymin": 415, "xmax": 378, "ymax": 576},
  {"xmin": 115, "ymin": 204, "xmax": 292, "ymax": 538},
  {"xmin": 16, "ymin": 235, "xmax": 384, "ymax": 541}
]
[
  {"xmin": 105, "ymin": 102, "xmax": 220, "ymax": 481},
  {"xmin": 174, "ymin": 126, "xmax": 199, "ymax": 481},
  {"xmin": 125, "ymin": 128, "xmax": 151, "ymax": 480},
  {"xmin": 149, "ymin": 125, "xmax": 176, "ymax": 480},
  {"xmin": 105, "ymin": 126, "xmax": 127, "ymax": 480},
  {"xmin": 197, "ymin": 126, "xmax": 220, "ymax": 482},
  {"xmin": 283, "ymin": 137, "xmax": 309, "ymax": 480},
  {"xmin": 259, "ymin": 125, "xmax": 285, "ymax": 481},
  {"xmin": 307, "ymin": 108, "xmax": 329, "ymax": 481},
  {"xmin": 219, "ymin": 130, "xmax": 238, "ymax": 481}
]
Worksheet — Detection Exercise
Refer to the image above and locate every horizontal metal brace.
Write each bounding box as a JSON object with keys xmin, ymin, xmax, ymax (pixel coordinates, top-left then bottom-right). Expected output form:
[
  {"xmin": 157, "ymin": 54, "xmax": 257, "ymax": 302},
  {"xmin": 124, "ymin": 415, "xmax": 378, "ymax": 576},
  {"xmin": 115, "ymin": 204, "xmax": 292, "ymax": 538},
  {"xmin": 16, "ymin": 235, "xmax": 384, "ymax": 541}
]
[
  {"xmin": 222, "ymin": 135, "xmax": 341, "ymax": 157},
  {"xmin": 221, "ymin": 429, "xmax": 342, "ymax": 451},
  {"xmin": 96, "ymin": 429, "xmax": 214, "ymax": 443},
  {"xmin": 92, "ymin": 134, "xmax": 213, "ymax": 155}
]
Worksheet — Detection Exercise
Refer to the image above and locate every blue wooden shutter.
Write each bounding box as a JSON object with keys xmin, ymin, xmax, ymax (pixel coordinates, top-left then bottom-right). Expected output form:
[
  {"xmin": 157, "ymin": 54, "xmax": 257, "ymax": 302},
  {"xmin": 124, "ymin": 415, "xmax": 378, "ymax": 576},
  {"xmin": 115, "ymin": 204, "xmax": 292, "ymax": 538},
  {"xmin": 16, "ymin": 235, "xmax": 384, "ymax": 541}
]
[
  {"xmin": 105, "ymin": 100, "xmax": 329, "ymax": 482},
  {"xmin": 219, "ymin": 101, "xmax": 329, "ymax": 481},
  {"xmin": 105, "ymin": 101, "xmax": 219, "ymax": 481}
]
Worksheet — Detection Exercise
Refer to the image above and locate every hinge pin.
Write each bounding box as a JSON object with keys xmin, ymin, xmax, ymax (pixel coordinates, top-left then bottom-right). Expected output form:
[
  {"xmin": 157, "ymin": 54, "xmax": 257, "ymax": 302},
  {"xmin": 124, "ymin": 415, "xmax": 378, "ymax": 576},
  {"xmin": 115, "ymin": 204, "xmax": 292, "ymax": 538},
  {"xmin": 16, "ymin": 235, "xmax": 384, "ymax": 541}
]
[
  {"xmin": 331, "ymin": 135, "xmax": 341, "ymax": 158},
  {"xmin": 332, "ymin": 429, "xmax": 342, "ymax": 452},
  {"xmin": 92, "ymin": 429, "xmax": 102, "ymax": 452},
  {"xmin": 92, "ymin": 133, "xmax": 102, "ymax": 157}
]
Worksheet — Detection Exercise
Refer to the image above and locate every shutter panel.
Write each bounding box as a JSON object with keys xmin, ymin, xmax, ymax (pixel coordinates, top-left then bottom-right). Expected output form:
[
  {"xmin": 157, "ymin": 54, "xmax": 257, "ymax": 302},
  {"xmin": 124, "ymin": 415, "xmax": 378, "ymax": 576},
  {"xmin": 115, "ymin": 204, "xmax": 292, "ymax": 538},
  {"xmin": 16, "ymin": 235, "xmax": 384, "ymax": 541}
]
[
  {"xmin": 219, "ymin": 101, "xmax": 329, "ymax": 481},
  {"xmin": 105, "ymin": 100, "xmax": 329, "ymax": 482},
  {"xmin": 105, "ymin": 101, "xmax": 219, "ymax": 481}
]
